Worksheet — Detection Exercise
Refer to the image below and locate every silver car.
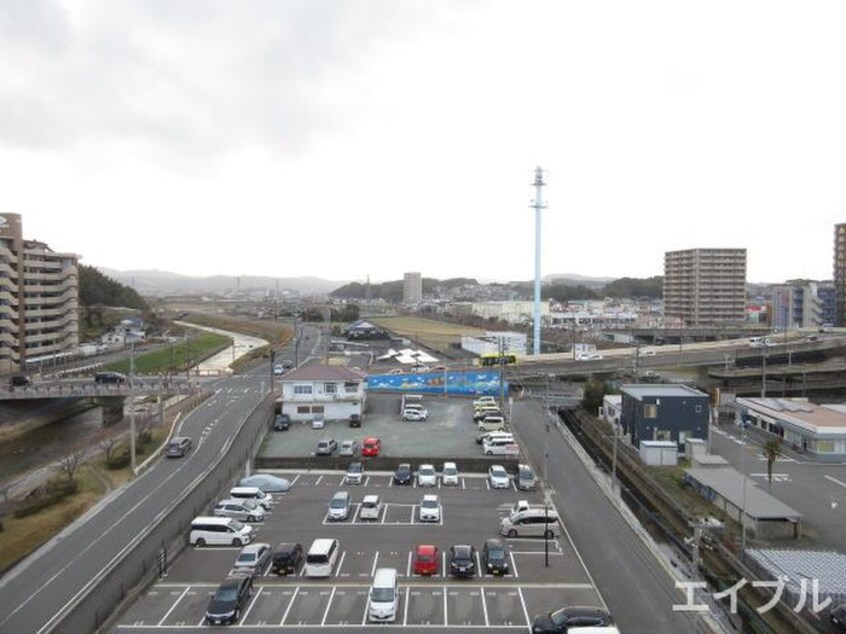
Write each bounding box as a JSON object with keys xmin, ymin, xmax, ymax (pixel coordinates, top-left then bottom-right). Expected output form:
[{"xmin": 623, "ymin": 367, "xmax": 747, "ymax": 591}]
[
  {"xmin": 214, "ymin": 498, "xmax": 266, "ymax": 523},
  {"xmin": 233, "ymin": 543, "xmax": 272, "ymax": 576},
  {"xmin": 340, "ymin": 440, "xmax": 358, "ymax": 457}
]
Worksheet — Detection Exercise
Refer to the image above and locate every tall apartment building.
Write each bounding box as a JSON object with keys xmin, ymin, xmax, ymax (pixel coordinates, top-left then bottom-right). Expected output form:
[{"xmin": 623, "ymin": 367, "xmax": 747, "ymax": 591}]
[
  {"xmin": 834, "ymin": 224, "xmax": 846, "ymax": 327},
  {"xmin": 663, "ymin": 248, "xmax": 747, "ymax": 326},
  {"xmin": 402, "ymin": 272, "xmax": 422, "ymax": 304},
  {"xmin": 772, "ymin": 281, "xmax": 835, "ymax": 330},
  {"xmin": 0, "ymin": 213, "xmax": 79, "ymax": 374}
]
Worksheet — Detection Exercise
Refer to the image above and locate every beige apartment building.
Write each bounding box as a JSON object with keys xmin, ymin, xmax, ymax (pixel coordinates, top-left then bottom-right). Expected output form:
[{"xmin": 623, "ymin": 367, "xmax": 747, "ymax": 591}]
[
  {"xmin": 0, "ymin": 213, "xmax": 79, "ymax": 374},
  {"xmin": 402, "ymin": 272, "xmax": 422, "ymax": 304},
  {"xmin": 663, "ymin": 248, "xmax": 747, "ymax": 326}
]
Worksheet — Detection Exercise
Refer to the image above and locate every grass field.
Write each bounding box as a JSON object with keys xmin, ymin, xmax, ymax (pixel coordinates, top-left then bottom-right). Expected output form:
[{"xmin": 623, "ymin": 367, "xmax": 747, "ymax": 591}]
[
  {"xmin": 369, "ymin": 316, "xmax": 486, "ymax": 353},
  {"xmin": 105, "ymin": 331, "xmax": 231, "ymax": 375}
]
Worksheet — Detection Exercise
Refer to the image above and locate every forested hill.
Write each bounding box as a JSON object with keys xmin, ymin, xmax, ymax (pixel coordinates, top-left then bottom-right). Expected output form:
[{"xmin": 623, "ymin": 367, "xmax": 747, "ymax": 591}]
[{"xmin": 80, "ymin": 264, "xmax": 148, "ymax": 310}]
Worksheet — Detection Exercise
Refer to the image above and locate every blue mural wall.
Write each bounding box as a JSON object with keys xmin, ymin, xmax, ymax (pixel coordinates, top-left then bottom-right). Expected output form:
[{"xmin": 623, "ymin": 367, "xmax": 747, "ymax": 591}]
[{"xmin": 366, "ymin": 370, "xmax": 507, "ymax": 396}]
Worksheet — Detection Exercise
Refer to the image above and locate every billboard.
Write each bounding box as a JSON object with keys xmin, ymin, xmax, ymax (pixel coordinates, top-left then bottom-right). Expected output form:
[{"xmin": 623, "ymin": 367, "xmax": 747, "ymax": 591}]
[{"xmin": 366, "ymin": 370, "xmax": 507, "ymax": 396}]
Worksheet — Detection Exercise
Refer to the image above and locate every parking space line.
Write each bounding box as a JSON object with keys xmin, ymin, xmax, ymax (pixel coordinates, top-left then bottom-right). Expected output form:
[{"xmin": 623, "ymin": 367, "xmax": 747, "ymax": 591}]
[
  {"xmin": 825, "ymin": 474, "xmax": 846, "ymax": 489},
  {"xmin": 364, "ymin": 476, "xmax": 370, "ymax": 486},
  {"xmin": 517, "ymin": 587, "xmax": 531, "ymax": 628},
  {"xmin": 361, "ymin": 595, "xmax": 370, "ymax": 625},
  {"xmin": 485, "ymin": 479, "xmax": 490, "ymax": 491},
  {"xmin": 480, "ymin": 587, "xmax": 489, "ymax": 626},
  {"xmin": 409, "ymin": 505, "xmax": 415, "ymax": 523},
  {"xmin": 509, "ymin": 551, "xmax": 519, "ymax": 578},
  {"xmin": 352, "ymin": 504, "xmax": 361, "ymax": 523},
  {"xmin": 315, "ymin": 475, "xmax": 323, "ymax": 485},
  {"xmin": 442, "ymin": 551, "xmax": 447, "ymax": 578},
  {"xmin": 290, "ymin": 475, "xmax": 300, "ymax": 485},
  {"xmin": 157, "ymin": 586, "xmax": 189, "ymax": 625},
  {"xmin": 371, "ymin": 551, "xmax": 379, "ymax": 577},
  {"xmin": 475, "ymin": 552, "xmax": 482, "ymax": 578},
  {"xmin": 280, "ymin": 587, "xmax": 298, "ymax": 625},
  {"xmin": 406, "ymin": 551, "xmax": 412, "ymax": 576},
  {"xmin": 335, "ymin": 551, "xmax": 347, "ymax": 577},
  {"xmin": 320, "ymin": 587, "xmax": 336, "ymax": 625},
  {"xmin": 240, "ymin": 586, "xmax": 262, "ymax": 623},
  {"xmin": 461, "ymin": 478, "xmax": 465, "ymax": 490}
]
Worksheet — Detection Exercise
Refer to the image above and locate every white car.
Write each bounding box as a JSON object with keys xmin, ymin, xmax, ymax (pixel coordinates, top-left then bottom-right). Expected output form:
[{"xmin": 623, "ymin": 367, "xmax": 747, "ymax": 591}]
[
  {"xmin": 441, "ymin": 462, "xmax": 459, "ymax": 486},
  {"xmin": 360, "ymin": 495, "xmax": 382, "ymax": 520},
  {"xmin": 418, "ymin": 494, "xmax": 442, "ymax": 522},
  {"xmin": 488, "ymin": 465, "xmax": 511, "ymax": 489},
  {"xmin": 640, "ymin": 349, "xmax": 656, "ymax": 357},
  {"xmin": 273, "ymin": 364, "xmax": 284, "ymax": 376},
  {"xmin": 402, "ymin": 408, "xmax": 428, "ymax": 421},
  {"xmin": 417, "ymin": 464, "xmax": 437, "ymax": 487}
]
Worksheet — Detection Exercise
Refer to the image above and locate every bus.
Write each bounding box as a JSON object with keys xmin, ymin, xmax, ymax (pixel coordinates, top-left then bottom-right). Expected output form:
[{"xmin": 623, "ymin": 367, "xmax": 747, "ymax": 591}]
[{"xmin": 479, "ymin": 353, "xmax": 518, "ymax": 367}]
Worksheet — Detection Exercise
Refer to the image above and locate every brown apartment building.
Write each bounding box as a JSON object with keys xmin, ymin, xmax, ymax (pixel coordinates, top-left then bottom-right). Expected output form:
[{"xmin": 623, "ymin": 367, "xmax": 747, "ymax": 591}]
[
  {"xmin": 663, "ymin": 248, "xmax": 747, "ymax": 327},
  {"xmin": 0, "ymin": 213, "xmax": 79, "ymax": 374}
]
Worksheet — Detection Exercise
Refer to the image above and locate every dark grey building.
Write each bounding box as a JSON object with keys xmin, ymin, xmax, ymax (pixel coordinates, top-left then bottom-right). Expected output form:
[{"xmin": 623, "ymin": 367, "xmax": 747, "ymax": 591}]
[{"xmin": 621, "ymin": 384, "xmax": 710, "ymax": 450}]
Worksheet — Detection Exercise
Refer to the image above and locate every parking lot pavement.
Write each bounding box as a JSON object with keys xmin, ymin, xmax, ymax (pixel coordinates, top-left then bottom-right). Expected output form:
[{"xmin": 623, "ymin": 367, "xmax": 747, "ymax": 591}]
[{"xmin": 113, "ymin": 468, "xmax": 606, "ymax": 632}]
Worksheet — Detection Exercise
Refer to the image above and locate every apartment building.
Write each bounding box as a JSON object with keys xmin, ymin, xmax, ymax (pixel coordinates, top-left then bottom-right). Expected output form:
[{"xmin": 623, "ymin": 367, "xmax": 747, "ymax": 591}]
[
  {"xmin": 402, "ymin": 272, "xmax": 422, "ymax": 304},
  {"xmin": 0, "ymin": 213, "xmax": 79, "ymax": 374},
  {"xmin": 834, "ymin": 224, "xmax": 846, "ymax": 327},
  {"xmin": 663, "ymin": 248, "xmax": 747, "ymax": 326},
  {"xmin": 772, "ymin": 281, "xmax": 835, "ymax": 330}
]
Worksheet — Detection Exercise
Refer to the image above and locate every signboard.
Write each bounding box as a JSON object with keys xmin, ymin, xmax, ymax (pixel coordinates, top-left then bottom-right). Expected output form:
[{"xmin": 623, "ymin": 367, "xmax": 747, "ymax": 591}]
[{"xmin": 366, "ymin": 370, "xmax": 507, "ymax": 396}]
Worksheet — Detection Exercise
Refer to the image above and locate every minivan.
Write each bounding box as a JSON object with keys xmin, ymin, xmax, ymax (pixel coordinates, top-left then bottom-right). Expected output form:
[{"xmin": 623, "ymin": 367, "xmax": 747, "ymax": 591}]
[
  {"xmin": 499, "ymin": 508, "xmax": 562, "ymax": 538},
  {"xmin": 166, "ymin": 436, "xmax": 192, "ymax": 458},
  {"xmin": 305, "ymin": 538, "xmax": 340, "ymax": 577},
  {"xmin": 214, "ymin": 499, "xmax": 266, "ymax": 523},
  {"xmin": 229, "ymin": 486, "xmax": 273, "ymax": 509},
  {"xmin": 190, "ymin": 516, "xmax": 254, "ymax": 547},
  {"xmin": 477, "ymin": 415, "xmax": 506, "ymax": 432},
  {"xmin": 368, "ymin": 568, "xmax": 399, "ymax": 622},
  {"xmin": 327, "ymin": 491, "xmax": 351, "ymax": 521},
  {"xmin": 483, "ymin": 435, "xmax": 518, "ymax": 456}
]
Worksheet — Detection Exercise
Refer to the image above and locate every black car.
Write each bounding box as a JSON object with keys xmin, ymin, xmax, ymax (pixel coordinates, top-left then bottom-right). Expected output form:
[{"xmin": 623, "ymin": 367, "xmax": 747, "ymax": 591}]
[
  {"xmin": 482, "ymin": 538, "xmax": 510, "ymax": 576},
  {"xmin": 94, "ymin": 371, "xmax": 126, "ymax": 384},
  {"xmin": 205, "ymin": 575, "xmax": 253, "ymax": 625},
  {"xmin": 271, "ymin": 542, "xmax": 303, "ymax": 575},
  {"xmin": 273, "ymin": 413, "xmax": 290, "ymax": 431},
  {"xmin": 531, "ymin": 605, "xmax": 613, "ymax": 633},
  {"xmin": 832, "ymin": 603, "xmax": 846, "ymax": 631},
  {"xmin": 393, "ymin": 463, "xmax": 412, "ymax": 485},
  {"xmin": 349, "ymin": 413, "xmax": 361, "ymax": 428},
  {"xmin": 449, "ymin": 544, "xmax": 477, "ymax": 578},
  {"xmin": 8, "ymin": 374, "xmax": 31, "ymax": 388}
]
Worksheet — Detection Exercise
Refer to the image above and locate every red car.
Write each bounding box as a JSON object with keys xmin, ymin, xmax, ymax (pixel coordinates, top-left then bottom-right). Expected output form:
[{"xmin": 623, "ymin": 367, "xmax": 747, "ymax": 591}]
[
  {"xmin": 361, "ymin": 437, "xmax": 381, "ymax": 457},
  {"xmin": 413, "ymin": 544, "xmax": 439, "ymax": 576}
]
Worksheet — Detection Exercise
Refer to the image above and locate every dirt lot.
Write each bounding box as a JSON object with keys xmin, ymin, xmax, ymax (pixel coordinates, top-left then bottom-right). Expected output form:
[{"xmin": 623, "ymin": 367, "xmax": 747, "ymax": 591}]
[{"xmin": 370, "ymin": 316, "xmax": 485, "ymax": 353}]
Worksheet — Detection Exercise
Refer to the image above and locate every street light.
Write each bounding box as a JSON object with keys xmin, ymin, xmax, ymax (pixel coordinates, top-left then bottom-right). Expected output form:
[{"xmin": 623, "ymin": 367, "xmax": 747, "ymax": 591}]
[{"xmin": 740, "ymin": 421, "xmax": 749, "ymax": 553}]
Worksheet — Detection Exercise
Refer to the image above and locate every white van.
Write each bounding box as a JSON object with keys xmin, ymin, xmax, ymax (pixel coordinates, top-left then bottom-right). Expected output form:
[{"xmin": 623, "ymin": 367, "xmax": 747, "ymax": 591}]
[
  {"xmin": 368, "ymin": 568, "xmax": 399, "ymax": 622},
  {"xmin": 499, "ymin": 508, "xmax": 562, "ymax": 538},
  {"xmin": 190, "ymin": 516, "xmax": 254, "ymax": 547},
  {"xmin": 229, "ymin": 486, "xmax": 273, "ymax": 509},
  {"xmin": 483, "ymin": 435, "xmax": 518, "ymax": 456},
  {"xmin": 477, "ymin": 415, "xmax": 506, "ymax": 432},
  {"xmin": 305, "ymin": 538, "xmax": 340, "ymax": 577}
]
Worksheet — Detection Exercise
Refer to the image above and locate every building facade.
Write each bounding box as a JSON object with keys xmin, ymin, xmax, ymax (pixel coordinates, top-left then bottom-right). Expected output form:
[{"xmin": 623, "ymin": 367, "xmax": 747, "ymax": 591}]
[
  {"xmin": 834, "ymin": 224, "xmax": 846, "ymax": 327},
  {"xmin": 771, "ymin": 281, "xmax": 835, "ymax": 330},
  {"xmin": 402, "ymin": 272, "xmax": 422, "ymax": 304},
  {"xmin": 0, "ymin": 213, "xmax": 79, "ymax": 374},
  {"xmin": 279, "ymin": 365, "xmax": 366, "ymax": 422},
  {"xmin": 663, "ymin": 248, "xmax": 747, "ymax": 326},
  {"xmin": 620, "ymin": 384, "xmax": 710, "ymax": 450},
  {"xmin": 460, "ymin": 331, "xmax": 528, "ymax": 356}
]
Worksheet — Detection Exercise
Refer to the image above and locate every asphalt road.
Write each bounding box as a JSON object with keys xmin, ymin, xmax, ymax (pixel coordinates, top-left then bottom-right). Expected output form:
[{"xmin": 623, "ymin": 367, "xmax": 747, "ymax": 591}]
[
  {"xmin": 511, "ymin": 399, "xmax": 704, "ymax": 633},
  {"xmin": 0, "ymin": 327, "xmax": 317, "ymax": 634}
]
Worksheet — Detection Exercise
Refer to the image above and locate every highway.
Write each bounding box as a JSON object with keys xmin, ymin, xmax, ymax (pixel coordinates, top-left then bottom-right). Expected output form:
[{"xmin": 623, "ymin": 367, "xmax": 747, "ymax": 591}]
[
  {"xmin": 512, "ymin": 399, "xmax": 706, "ymax": 632},
  {"xmin": 0, "ymin": 326, "xmax": 320, "ymax": 634}
]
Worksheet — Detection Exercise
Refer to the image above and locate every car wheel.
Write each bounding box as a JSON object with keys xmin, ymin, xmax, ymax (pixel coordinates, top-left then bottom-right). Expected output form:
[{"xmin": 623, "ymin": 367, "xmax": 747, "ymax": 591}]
[
  {"xmin": 233, "ymin": 538, "xmax": 242, "ymax": 547},
  {"xmin": 485, "ymin": 450, "xmax": 493, "ymax": 455},
  {"xmin": 545, "ymin": 529, "xmax": 554, "ymax": 538},
  {"xmin": 507, "ymin": 529, "xmax": 517, "ymax": 538},
  {"xmin": 195, "ymin": 538, "xmax": 206, "ymax": 547},
  {"xmin": 248, "ymin": 515, "xmax": 257, "ymax": 522}
]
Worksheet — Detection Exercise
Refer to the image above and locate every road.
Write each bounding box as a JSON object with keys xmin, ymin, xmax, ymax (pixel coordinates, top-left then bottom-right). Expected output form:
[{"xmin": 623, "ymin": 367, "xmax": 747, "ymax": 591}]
[
  {"xmin": 0, "ymin": 326, "xmax": 319, "ymax": 634},
  {"xmin": 512, "ymin": 399, "xmax": 704, "ymax": 632}
]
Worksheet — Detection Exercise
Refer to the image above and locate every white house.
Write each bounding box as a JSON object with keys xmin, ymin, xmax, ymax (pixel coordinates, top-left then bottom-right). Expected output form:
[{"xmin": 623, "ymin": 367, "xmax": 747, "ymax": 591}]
[{"xmin": 279, "ymin": 365, "xmax": 366, "ymax": 422}]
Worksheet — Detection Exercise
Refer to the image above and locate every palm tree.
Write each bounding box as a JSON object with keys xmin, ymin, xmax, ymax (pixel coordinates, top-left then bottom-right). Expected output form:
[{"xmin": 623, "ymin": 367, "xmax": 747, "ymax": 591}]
[{"xmin": 763, "ymin": 438, "xmax": 783, "ymax": 493}]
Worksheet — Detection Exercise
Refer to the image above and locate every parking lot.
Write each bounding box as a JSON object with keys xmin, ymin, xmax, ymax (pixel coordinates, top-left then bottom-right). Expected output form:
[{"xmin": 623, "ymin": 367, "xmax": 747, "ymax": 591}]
[{"xmin": 111, "ymin": 468, "xmax": 604, "ymax": 632}]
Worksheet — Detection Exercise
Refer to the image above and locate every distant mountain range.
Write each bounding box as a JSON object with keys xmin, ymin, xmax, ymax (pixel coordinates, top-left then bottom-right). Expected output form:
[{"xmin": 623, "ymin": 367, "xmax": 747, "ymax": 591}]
[{"xmin": 97, "ymin": 268, "xmax": 344, "ymax": 296}]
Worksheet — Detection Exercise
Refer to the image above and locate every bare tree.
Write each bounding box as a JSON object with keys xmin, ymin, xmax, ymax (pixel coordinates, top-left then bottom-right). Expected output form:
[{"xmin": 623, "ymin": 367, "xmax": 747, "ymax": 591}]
[
  {"xmin": 96, "ymin": 431, "xmax": 121, "ymax": 463},
  {"xmin": 53, "ymin": 446, "xmax": 84, "ymax": 483},
  {"xmin": 763, "ymin": 438, "xmax": 783, "ymax": 493}
]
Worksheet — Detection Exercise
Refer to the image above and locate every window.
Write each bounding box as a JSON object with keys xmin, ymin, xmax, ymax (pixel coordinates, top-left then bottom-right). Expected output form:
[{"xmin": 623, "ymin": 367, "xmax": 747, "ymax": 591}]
[
  {"xmin": 695, "ymin": 405, "xmax": 703, "ymax": 413},
  {"xmin": 324, "ymin": 383, "xmax": 337, "ymax": 394},
  {"xmin": 655, "ymin": 429, "xmax": 672, "ymax": 441},
  {"xmin": 312, "ymin": 405, "xmax": 324, "ymax": 413},
  {"xmin": 294, "ymin": 384, "xmax": 313, "ymax": 395},
  {"xmin": 344, "ymin": 382, "xmax": 358, "ymax": 393},
  {"xmin": 643, "ymin": 404, "xmax": 658, "ymax": 418},
  {"xmin": 297, "ymin": 406, "xmax": 310, "ymax": 414},
  {"xmin": 816, "ymin": 440, "xmax": 835, "ymax": 453}
]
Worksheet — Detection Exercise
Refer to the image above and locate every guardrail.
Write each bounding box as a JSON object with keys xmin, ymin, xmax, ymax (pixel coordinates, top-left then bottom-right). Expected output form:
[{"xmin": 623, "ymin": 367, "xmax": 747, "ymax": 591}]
[{"xmin": 45, "ymin": 391, "xmax": 274, "ymax": 633}]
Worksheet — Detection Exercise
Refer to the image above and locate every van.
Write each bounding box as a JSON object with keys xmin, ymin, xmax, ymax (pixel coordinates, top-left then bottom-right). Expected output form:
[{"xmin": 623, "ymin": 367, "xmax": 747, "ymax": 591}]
[
  {"xmin": 499, "ymin": 508, "xmax": 562, "ymax": 538},
  {"xmin": 516, "ymin": 464, "xmax": 537, "ymax": 491},
  {"xmin": 229, "ymin": 486, "xmax": 273, "ymax": 509},
  {"xmin": 477, "ymin": 415, "xmax": 506, "ymax": 432},
  {"xmin": 190, "ymin": 516, "xmax": 254, "ymax": 547},
  {"xmin": 368, "ymin": 568, "xmax": 399, "ymax": 622},
  {"xmin": 94, "ymin": 371, "xmax": 126, "ymax": 384},
  {"xmin": 474, "ymin": 396, "xmax": 496, "ymax": 406},
  {"xmin": 327, "ymin": 491, "xmax": 351, "ymax": 521},
  {"xmin": 305, "ymin": 538, "xmax": 340, "ymax": 577},
  {"xmin": 166, "ymin": 436, "xmax": 192, "ymax": 458},
  {"xmin": 483, "ymin": 435, "xmax": 518, "ymax": 456}
]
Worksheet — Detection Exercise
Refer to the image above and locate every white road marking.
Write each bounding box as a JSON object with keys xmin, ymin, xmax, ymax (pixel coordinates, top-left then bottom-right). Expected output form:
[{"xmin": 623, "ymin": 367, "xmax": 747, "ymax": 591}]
[
  {"xmin": 517, "ymin": 587, "xmax": 531, "ymax": 628},
  {"xmin": 158, "ymin": 586, "xmax": 190, "ymax": 626},
  {"xmin": 406, "ymin": 550, "xmax": 413, "ymax": 577},
  {"xmin": 825, "ymin": 474, "xmax": 846, "ymax": 489},
  {"xmin": 443, "ymin": 585, "xmax": 448, "ymax": 626},
  {"xmin": 480, "ymin": 586, "xmax": 489, "ymax": 626},
  {"xmin": 509, "ymin": 551, "xmax": 519, "ymax": 578},
  {"xmin": 320, "ymin": 586, "xmax": 336, "ymax": 625},
  {"xmin": 315, "ymin": 475, "xmax": 323, "ymax": 485},
  {"xmin": 335, "ymin": 551, "xmax": 347, "ymax": 577},
  {"xmin": 371, "ymin": 551, "xmax": 379, "ymax": 577},
  {"xmin": 403, "ymin": 586, "xmax": 410, "ymax": 625},
  {"xmin": 240, "ymin": 586, "xmax": 263, "ymax": 623}
]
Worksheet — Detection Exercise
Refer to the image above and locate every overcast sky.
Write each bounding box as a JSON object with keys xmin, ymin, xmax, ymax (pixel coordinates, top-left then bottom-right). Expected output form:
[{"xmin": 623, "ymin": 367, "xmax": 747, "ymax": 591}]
[{"xmin": 2, "ymin": 0, "xmax": 845, "ymax": 284}]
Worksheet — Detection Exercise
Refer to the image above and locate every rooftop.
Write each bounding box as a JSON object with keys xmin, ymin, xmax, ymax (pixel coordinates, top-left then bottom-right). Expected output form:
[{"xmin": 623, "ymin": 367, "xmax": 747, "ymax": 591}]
[
  {"xmin": 281, "ymin": 364, "xmax": 366, "ymax": 382},
  {"xmin": 685, "ymin": 468, "xmax": 802, "ymax": 520},
  {"xmin": 738, "ymin": 397, "xmax": 846, "ymax": 433},
  {"xmin": 622, "ymin": 384, "xmax": 708, "ymax": 400}
]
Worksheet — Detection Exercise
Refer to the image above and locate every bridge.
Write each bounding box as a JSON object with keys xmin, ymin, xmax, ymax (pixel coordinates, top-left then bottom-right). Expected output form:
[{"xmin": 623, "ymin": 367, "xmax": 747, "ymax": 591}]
[{"xmin": 0, "ymin": 376, "xmax": 195, "ymax": 401}]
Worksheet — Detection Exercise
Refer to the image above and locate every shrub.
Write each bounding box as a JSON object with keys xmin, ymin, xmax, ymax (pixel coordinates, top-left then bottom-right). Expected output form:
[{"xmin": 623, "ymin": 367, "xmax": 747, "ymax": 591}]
[
  {"xmin": 107, "ymin": 446, "xmax": 131, "ymax": 470},
  {"xmin": 13, "ymin": 481, "xmax": 79, "ymax": 518}
]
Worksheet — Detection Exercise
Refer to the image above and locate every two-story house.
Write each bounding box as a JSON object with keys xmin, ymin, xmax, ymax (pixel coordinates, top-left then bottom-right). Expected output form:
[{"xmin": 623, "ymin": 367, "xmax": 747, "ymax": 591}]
[
  {"xmin": 279, "ymin": 365, "xmax": 366, "ymax": 422},
  {"xmin": 621, "ymin": 384, "xmax": 709, "ymax": 450}
]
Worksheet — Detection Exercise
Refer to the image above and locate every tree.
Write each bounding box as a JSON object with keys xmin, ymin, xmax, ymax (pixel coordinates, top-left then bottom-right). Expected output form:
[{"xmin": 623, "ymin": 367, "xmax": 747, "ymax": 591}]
[
  {"xmin": 763, "ymin": 438, "xmax": 783, "ymax": 493},
  {"xmin": 581, "ymin": 378, "xmax": 608, "ymax": 414},
  {"xmin": 53, "ymin": 447, "xmax": 84, "ymax": 483},
  {"xmin": 96, "ymin": 431, "xmax": 121, "ymax": 463}
]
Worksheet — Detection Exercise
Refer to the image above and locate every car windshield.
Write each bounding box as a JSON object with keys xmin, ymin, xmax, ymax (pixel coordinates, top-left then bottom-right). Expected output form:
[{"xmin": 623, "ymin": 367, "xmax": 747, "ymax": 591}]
[
  {"xmin": 348, "ymin": 464, "xmax": 362, "ymax": 473},
  {"xmin": 487, "ymin": 546, "xmax": 505, "ymax": 559},
  {"xmin": 444, "ymin": 467, "xmax": 456, "ymax": 475},
  {"xmin": 417, "ymin": 552, "xmax": 433, "ymax": 562},
  {"xmin": 397, "ymin": 466, "xmax": 410, "ymax": 475},
  {"xmin": 371, "ymin": 587, "xmax": 394, "ymax": 602},
  {"xmin": 363, "ymin": 500, "xmax": 378, "ymax": 507},
  {"xmin": 491, "ymin": 468, "xmax": 506, "ymax": 478},
  {"xmin": 236, "ymin": 553, "xmax": 256, "ymax": 564},
  {"xmin": 330, "ymin": 498, "xmax": 346, "ymax": 508},
  {"xmin": 422, "ymin": 498, "xmax": 438, "ymax": 508},
  {"xmin": 214, "ymin": 585, "xmax": 239, "ymax": 602},
  {"xmin": 420, "ymin": 467, "xmax": 435, "ymax": 476},
  {"xmin": 240, "ymin": 500, "xmax": 257, "ymax": 509}
]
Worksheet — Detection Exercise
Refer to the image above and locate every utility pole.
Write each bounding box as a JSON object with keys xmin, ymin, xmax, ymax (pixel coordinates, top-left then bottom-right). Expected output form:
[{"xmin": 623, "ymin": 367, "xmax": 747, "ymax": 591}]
[
  {"xmin": 530, "ymin": 166, "xmax": 546, "ymax": 357},
  {"xmin": 761, "ymin": 343, "xmax": 768, "ymax": 398},
  {"xmin": 129, "ymin": 343, "xmax": 136, "ymax": 474}
]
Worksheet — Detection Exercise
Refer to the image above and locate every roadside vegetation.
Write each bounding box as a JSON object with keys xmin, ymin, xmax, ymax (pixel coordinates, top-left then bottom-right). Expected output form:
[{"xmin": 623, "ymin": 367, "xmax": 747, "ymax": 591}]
[{"xmin": 105, "ymin": 331, "xmax": 232, "ymax": 375}]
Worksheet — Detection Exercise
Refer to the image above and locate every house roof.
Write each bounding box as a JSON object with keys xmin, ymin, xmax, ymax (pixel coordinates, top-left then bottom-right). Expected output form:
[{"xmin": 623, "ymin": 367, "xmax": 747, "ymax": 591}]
[
  {"xmin": 737, "ymin": 397, "xmax": 846, "ymax": 433},
  {"xmin": 282, "ymin": 364, "xmax": 366, "ymax": 382},
  {"xmin": 685, "ymin": 468, "xmax": 802, "ymax": 520},
  {"xmin": 622, "ymin": 384, "xmax": 708, "ymax": 400}
]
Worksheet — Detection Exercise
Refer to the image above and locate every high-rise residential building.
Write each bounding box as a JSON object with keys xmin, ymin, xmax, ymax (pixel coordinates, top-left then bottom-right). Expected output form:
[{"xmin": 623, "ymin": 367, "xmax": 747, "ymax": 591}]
[
  {"xmin": 772, "ymin": 281, "xmax": 835, "ymax": 330},
  {"xmin": 402, "ymin": 272, "xmax": 422, "ymax": 304},
  {"xmin": 0, "ymin": 213, "xmax": 79, "ymax": 374},
  {"xmin": 834, "ymin": 224, "xmax": 846, "ymax": 327},
  {"xmin": 663, "ymin": 248, "xmax": 747, "ymax": 327}
]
